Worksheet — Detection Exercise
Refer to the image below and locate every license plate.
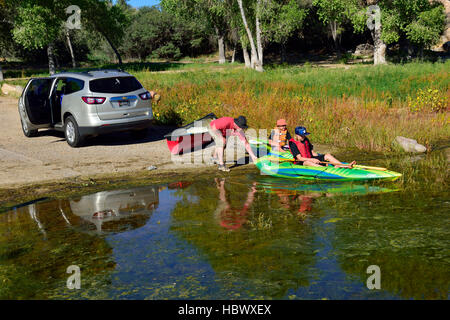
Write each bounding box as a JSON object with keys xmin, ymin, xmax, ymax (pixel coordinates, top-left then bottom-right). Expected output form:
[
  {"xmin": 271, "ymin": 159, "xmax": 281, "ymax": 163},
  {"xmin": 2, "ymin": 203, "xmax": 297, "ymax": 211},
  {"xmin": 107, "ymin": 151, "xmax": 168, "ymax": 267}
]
[{"xmin": 119, "ymin": 100, "xmax": 130, "ymax": 107}]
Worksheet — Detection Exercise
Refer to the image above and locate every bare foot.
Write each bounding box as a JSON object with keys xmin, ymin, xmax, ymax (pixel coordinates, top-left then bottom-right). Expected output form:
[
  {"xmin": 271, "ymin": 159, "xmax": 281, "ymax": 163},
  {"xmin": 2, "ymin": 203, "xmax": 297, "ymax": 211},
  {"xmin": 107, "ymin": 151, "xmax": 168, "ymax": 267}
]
[{"xmin": 335, "ymin": 161, "xmax": 356, "ymax": 169}]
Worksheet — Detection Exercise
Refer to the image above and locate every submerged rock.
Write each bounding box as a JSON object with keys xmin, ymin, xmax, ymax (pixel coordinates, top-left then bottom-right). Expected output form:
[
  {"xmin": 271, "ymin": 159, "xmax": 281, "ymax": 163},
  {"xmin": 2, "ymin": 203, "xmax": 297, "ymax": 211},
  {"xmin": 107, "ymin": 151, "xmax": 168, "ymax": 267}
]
[{"xmin": 394, "ymin": 136, "xmax": 427, "ymax": 153}]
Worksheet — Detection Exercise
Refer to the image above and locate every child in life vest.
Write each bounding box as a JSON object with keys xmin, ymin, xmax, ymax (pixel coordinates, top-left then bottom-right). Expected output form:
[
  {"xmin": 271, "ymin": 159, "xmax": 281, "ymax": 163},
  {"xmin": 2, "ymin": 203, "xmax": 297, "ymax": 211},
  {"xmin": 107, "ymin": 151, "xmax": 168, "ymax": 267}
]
[
  {"xmin": 289, "ymin": 126, "xmax": 356, "ymax": 168},
  {"xmin": 269, "ymin": 119, "xmax": 292, "ymax": 151}
]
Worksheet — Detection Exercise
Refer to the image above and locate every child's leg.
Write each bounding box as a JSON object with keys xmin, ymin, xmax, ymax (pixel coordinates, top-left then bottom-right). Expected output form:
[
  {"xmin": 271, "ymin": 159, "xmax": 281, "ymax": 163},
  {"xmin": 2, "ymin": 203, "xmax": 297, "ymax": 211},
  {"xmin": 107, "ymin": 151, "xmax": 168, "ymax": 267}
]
[
  {"xmin": 303, "ymin": 160, "xmax": 322, "ymax": 167},
  {"xmin": 324, "ymin": 153, "xmax": 356, "ymax": 168}
]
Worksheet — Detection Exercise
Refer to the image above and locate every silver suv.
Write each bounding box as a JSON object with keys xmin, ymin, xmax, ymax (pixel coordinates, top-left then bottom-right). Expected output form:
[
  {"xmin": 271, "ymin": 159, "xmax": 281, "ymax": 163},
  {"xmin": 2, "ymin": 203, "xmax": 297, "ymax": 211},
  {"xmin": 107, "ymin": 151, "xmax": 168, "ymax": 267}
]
[{"xmin": 18, "ymin": 69, "xmax": 154, "ymax": 147}]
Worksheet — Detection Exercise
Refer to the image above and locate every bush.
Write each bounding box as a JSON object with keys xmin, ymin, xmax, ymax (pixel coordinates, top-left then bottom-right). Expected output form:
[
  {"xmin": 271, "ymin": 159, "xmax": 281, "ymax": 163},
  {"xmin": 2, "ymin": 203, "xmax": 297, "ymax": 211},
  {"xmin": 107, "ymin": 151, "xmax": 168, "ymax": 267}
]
[
  {"xmin": 149, "ymin": 43, "xmax": 182, "ymax": 61},
  {"xmin": 408, "ymin": 88, "xmax": 448, "ymax": 113}
]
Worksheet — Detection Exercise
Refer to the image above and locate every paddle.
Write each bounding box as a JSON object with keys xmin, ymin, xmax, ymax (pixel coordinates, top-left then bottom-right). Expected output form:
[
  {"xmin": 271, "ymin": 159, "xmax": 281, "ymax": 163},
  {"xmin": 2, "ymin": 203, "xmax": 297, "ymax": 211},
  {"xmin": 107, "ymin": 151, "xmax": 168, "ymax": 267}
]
[{"xmin": 260, "ymin": 157, "xmax": 388, "ymax": 171}]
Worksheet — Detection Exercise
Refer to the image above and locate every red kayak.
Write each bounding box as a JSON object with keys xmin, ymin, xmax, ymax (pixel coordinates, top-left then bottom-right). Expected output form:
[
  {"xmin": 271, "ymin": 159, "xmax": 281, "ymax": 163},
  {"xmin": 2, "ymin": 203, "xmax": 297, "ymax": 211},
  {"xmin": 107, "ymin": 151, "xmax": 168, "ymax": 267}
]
[{"xmin": 164, "ymin": 113, "xmax": 217, "ymax": 155}]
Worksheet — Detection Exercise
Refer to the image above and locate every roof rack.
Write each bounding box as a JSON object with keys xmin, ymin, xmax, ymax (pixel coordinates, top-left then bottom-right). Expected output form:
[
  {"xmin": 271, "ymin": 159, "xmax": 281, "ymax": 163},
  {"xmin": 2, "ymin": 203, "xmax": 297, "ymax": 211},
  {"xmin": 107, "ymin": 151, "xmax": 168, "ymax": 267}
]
[
  {"xmin": 52, "ymin": 71, "xmax": 93, "ymax": 77},
  {"xmin": 84, "ymin": 68, "xmax": 126, "ymax": 74}
]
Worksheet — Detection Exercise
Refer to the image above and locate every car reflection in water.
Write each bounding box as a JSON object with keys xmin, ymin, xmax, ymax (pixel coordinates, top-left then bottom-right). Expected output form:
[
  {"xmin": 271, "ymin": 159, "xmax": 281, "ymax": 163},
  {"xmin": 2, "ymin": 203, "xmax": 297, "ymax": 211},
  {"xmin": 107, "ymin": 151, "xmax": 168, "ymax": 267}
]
[{"xmin": 60, "ymin": 186, "xmax": 159, "ymax": 234}]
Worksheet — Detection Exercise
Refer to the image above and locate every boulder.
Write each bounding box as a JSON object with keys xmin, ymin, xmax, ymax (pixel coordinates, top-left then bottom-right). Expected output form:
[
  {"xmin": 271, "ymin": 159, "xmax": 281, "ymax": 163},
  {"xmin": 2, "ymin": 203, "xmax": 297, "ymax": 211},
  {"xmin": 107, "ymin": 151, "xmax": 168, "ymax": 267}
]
[
  {"xmin": 354, "ymin": 43, "xmax": 374, "ymax": 56},
  {"xmin": 1, "ymin": 83, "xmax": 23, "ymax": 97},
  {"xmin": 394, "ymin": 136, "xmax": 427, "ymax": 153}
]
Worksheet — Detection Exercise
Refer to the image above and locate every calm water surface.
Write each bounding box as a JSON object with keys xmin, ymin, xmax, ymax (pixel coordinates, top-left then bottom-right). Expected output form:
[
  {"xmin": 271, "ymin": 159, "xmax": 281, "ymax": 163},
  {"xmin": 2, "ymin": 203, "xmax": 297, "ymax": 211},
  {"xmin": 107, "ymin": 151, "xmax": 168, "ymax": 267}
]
[{"xmin": 0, "ymin": 164, "xmax": 448, "ymax": 299}]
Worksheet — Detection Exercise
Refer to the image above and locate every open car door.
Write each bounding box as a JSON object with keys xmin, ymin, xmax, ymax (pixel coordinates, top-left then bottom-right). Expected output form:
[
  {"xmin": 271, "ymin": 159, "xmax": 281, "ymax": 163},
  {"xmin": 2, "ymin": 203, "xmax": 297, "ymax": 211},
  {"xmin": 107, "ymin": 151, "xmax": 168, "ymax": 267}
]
[{"xmin": 23, "ymin": 78, "xmax": 54, "ymax": 125}]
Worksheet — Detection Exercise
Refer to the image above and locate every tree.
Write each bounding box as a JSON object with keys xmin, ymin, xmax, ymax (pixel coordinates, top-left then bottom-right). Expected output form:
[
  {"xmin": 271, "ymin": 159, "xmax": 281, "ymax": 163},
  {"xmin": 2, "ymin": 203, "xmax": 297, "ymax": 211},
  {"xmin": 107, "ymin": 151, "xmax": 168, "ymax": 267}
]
[
  {"xmin": 313, "ymin": 0, "xmax": 348, "ymax": 57},
  {"xmin": 237, "ymin": 0, "xmax": 263, "ymax": 71},
  {"xmin": 262, "ymin": 0, "xmax": 309, "ymax": 63},
  {"xmin": 79, "ymin": 0, "xmax": 130, "ymax": 66},
  {"xmin": 382, "ymin": 0, "xmax": 445, "ymax": 56},
  {"xmin": 162, "ymin": 0, "xmax": 229, "ymax": 64},
  {"xmin": 349, "ymin": 0, "xmax": 445, "ymax": 64},
  {"xmin": 11, "ymin": 1, "xmax": 68, "ymax": 74},
  {"xmin": 0, "ymin": 0, "xmax": 16, "ymax": 80}
]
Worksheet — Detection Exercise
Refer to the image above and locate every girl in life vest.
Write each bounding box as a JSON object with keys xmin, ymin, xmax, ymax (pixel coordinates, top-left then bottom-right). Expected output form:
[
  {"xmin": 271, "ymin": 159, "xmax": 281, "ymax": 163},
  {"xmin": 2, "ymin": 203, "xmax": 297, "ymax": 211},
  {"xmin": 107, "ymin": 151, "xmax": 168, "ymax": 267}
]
[
  {"xmin": 289, "ymin": 126, "xmax": 356, "ymax": 168},
  {"xmin": 269, "ymin": 119, "xmax": 292, "ymax": 151}
]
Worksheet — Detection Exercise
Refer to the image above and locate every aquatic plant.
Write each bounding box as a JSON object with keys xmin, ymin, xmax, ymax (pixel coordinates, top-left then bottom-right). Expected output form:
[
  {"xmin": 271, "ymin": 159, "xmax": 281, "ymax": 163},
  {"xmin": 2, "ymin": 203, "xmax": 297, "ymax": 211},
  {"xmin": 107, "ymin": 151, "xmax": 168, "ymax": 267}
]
[{"xmin": 247, "ymin": 212, "xmax": 273, "ymax": 231}]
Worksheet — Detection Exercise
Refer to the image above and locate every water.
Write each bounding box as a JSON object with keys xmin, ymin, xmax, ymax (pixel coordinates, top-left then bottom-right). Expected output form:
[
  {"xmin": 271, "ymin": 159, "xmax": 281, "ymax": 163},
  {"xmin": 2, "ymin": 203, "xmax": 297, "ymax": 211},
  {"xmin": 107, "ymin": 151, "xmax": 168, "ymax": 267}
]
[{"xmin": 0, "ymin": 165, "xmax": 448, "ymax": 299}]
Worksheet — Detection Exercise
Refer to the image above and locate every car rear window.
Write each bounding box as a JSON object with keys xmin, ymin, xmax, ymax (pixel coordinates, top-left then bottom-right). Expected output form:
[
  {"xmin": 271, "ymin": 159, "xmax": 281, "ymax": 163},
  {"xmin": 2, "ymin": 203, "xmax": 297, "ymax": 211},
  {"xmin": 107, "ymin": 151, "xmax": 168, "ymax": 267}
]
[{"xmin": 89, "ymin": 76, "xmax": 143, "ymax": 94}]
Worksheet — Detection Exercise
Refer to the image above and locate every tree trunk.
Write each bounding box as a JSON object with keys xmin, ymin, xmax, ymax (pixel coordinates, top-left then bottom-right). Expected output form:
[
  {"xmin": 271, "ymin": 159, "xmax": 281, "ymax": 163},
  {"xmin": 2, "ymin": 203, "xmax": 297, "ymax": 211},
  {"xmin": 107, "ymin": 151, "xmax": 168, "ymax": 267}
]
[
  {"xmin": 102, "ymin": 32, "xmax": 123, "ymax": 66},
  {"xmin": 237, "ymin": 0, "xmax": 262, "ymax": 71},
  {"xmin": 255, "ymin": 0, "xmax": 264, "ymax": 71},
  {"xmin": 330, "ymin": 21, "xmax": 341, "ymax": 58},
  {"xmin": 47, "ymin": 43, "xmax": 56, "ymax": 75},
  {"xmin": 216, "ymin": 27, "xmax": 226, "ymax": 64},
  {"xmin": 371, "ymin": 26, "xmax": 386, "ymax": 65},
  {"xmin": 242, "ymin": 46, "xmax": 251, "ymax": 68},
  {"xmin": 231, "ymin": 44, "xmax": 236, "ymax": 63},
  {"xmin": 0, "ymin": 64, "xmax": 3, "ymax": 82},
  {"xmin": 66, "ymin": 29, "xmax": 76, "ymax": 68}
]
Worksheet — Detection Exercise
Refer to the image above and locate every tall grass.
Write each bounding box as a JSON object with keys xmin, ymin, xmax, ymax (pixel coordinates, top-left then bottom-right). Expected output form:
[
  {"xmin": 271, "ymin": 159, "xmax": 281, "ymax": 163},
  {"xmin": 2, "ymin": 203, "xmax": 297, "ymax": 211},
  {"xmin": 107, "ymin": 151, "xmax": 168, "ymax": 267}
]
[{"xmin": 144, "ymin": 61, "xmax": 449, "ymax": 152}]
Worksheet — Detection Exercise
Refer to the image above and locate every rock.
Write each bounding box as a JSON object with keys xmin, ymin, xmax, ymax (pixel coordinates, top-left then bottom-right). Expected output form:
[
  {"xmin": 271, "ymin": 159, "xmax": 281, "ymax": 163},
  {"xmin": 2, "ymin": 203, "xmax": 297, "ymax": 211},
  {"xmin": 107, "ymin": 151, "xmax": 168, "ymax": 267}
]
[
  {"xmin": 394, "ymin": 136, "xmax": 427, "ymax": 153},
  {"xmin": 1, "ymin": 83, "xmax": 23, "ymax": 97},
  {"xmin": 146, "ymin": 165, "xmax": 157, "ymax": 171},
  {"xmin": 354, "ymin": 43, "xmax": 374, "ymax": 56}
]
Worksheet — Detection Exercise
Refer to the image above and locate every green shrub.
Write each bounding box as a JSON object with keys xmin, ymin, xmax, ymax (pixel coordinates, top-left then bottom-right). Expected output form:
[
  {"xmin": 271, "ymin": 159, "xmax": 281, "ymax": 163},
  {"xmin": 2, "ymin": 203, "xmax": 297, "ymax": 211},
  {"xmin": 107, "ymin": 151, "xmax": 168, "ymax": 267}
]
[{"xmin": 150, "ymin": 43, "xmax": 182, "ymax": 61}]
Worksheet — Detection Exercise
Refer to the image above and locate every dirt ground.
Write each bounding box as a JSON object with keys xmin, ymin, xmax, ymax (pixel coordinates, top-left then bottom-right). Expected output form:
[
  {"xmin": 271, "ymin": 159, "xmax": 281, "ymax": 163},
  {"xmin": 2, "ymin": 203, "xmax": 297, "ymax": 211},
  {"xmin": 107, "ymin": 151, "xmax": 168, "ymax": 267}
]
[
  {"xmin": 0, "ymin": 95, "xmax": 340, "ymax": 191},
  {"xmin": 0, "ymin": 96, "xmax": 227, "ymax": 189}
]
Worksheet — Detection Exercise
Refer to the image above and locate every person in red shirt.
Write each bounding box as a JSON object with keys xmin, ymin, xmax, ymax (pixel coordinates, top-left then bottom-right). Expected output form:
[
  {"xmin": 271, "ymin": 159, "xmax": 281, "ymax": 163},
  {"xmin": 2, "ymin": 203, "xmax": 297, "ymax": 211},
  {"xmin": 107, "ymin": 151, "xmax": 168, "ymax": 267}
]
[
  {"xmin": 208, "ymin": 116, "xmax": 257, "ymax": 172},
  {"xmin": 289, "ymin": 126, "xmax": 356, "ymax": 168}
]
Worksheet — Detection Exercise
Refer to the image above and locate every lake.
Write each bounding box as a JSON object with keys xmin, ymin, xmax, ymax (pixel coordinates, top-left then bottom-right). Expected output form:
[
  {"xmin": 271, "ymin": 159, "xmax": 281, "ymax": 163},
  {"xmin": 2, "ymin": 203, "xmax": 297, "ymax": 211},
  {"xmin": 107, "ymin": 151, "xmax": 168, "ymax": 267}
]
[{"xmin": 0, "ymin": 151, "xmax": 448, "ymax": 299}]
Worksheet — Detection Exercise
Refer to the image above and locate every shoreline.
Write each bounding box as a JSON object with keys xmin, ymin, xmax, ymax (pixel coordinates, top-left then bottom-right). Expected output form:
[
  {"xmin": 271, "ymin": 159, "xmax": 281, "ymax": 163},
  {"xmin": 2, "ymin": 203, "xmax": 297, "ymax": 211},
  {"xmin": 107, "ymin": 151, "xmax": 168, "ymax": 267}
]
[{"xmin": 0, "ymin": 164, "xmax": 258, "ymax": 213}]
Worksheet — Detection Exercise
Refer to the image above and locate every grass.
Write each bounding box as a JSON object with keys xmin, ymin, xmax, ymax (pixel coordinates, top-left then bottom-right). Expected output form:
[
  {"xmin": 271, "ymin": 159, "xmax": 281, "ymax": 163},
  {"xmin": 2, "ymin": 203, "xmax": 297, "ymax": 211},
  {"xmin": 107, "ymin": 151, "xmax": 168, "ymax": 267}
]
[
  {"xmin": 143, "ymin": 61, "xmax": 449, "ymax": 152},
  {"xmin": 2, "ymin": 60, "xmax": 448, "ymax": 152}
]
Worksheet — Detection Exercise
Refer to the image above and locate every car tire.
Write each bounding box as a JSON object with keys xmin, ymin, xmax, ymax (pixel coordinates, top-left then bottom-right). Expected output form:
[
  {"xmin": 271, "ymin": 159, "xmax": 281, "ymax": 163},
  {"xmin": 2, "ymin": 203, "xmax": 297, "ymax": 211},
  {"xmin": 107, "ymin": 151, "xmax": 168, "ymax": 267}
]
[
  {"xmin": 130, "ymin": 128, "xmax": 149, "ymax": 139},
  {"xmin": 64, "ymin": 115, "xmax": 84, "ymax": 147},
  {"xmin": 21, "ymin": 118, "xmax": 38, "ymax": 137}
]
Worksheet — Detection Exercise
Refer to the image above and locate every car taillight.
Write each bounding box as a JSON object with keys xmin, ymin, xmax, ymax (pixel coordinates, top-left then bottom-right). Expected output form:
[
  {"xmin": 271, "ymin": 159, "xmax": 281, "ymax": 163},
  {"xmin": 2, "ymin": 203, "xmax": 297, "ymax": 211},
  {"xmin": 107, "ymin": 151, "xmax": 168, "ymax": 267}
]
[
  {"xmin": 139, "ymin": 92, "xmax": 151, "ymax": 100},
  {"xmin": 82, "ymin": 96, "xmax": 106, "ymax": 104}
]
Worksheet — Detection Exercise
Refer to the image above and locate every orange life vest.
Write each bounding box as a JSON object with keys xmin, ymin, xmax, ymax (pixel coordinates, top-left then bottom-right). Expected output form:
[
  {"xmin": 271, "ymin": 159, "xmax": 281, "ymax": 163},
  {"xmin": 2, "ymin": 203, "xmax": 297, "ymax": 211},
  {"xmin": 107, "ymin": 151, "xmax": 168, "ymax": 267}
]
[
  {"xmin": 273, "ymin": 128, "xmax": 288, "ymax": 148},
  {"xmin": 289, "ymin": 138, "xmax": 313, "ymax": 158}
]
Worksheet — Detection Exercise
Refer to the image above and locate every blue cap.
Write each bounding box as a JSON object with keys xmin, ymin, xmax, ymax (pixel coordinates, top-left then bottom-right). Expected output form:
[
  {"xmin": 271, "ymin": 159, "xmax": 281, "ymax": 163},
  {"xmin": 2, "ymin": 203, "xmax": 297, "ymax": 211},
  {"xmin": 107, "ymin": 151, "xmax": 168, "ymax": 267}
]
[{"xmin": 295, "ymin": 126, "xmax": 310, "ymax": 136}]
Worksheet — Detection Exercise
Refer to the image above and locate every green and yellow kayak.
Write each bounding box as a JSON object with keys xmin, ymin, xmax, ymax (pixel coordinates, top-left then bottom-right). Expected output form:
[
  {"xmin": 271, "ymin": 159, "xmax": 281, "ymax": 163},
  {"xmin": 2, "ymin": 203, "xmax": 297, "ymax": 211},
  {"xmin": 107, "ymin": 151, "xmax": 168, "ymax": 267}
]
[{"xmin": 255, "ymin": 151, "xmax": 402, "ymax": 182}]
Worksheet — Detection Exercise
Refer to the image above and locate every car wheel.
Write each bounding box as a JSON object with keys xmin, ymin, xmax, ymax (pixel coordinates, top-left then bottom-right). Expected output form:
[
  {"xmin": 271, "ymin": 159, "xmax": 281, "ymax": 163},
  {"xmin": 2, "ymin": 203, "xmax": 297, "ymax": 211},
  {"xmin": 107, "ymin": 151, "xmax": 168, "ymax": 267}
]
[
  {"xmin": 130, "ymin": 128, "xmax": 149, "ymax": 139},
  {"xmin": 64, "ymin": 116, "xmax": 84, "ymax": 147},
  {"xmin": 21, "ymin": 117, "xmax": 38, "ymax": 137}
]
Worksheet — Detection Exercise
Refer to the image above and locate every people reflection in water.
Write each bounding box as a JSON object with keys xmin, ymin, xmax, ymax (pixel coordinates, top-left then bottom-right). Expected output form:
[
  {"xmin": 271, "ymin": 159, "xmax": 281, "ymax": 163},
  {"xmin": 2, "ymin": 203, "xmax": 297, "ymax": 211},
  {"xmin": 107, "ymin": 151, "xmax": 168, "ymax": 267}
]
[
  {"xmin": 214, "ymin": 178, "xmax": 257, "ymax": 230},
  {"xmin": 275, "ymin": 189, "xmax": 322, "ymax": 220}
]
